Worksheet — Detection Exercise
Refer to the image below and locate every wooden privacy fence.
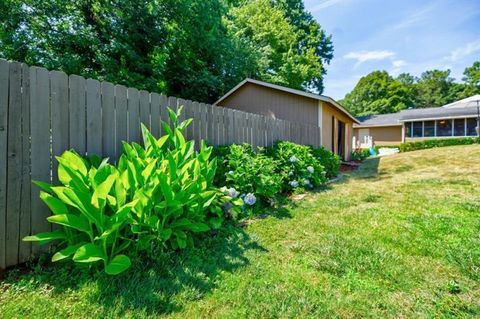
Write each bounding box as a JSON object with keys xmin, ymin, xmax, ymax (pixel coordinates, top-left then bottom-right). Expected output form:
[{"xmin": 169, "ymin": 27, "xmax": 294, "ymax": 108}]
[{"xmin": 0, "ymin": 59, "xmax": 321, "ymax": 269}]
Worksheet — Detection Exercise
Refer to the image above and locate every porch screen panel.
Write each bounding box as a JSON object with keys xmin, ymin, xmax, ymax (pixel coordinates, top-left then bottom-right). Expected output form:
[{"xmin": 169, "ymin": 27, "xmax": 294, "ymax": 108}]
[
  {"xmin": 424, "ymin": 121, "xmax": 434, "ymax": 137},
  {"xmin": 466, "ymin": 118, "xmax": 478, "ymax": 136},
  {"xmin": 412, "ymin": 122, "xmax": 422, "ymax": 137},
  {"xmin": 405, "ymin": 122, "xmax": 412, "ymax": 138},
  {"xmin": 454, "ymin": 119, "xmax": 465, "ymax": 136},
  {"xmin": 436, "ymin": 119, "xmax": 452, "ymax": 137}
]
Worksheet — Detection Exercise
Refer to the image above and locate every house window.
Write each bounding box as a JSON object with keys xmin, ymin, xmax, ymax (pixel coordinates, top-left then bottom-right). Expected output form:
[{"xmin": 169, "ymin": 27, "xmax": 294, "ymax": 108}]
[
  {"xmin": 405, "ymin": 122, "xmax": 412, "ymax": 138},
  {"xmin": 454, "ymin": 119, "xmax": 465, "ymax": 136},
  {"xmin": 424, "ymin": 121, "xmax": 435, "ymax": 137},
  {"xmin": 466, "ymin": 118, "xmax": 478, "ymax": 136},
  {"xmin": 436, "ymin": 119, "xmax": 452, "ymax": 136},
  {"xmin": 412, "ymin": 122, "xmax": 423, "ymax": 137}
]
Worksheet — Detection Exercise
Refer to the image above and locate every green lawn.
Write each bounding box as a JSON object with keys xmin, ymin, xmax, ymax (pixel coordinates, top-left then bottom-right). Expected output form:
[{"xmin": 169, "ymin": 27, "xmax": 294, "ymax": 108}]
[{"xmin": 1, "ymin": 145, "xmax": 480, "ymax": 318}]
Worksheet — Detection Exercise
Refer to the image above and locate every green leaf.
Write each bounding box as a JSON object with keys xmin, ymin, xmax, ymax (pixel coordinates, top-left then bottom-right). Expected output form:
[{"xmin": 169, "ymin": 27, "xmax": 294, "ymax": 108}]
[
  {"xmin": 23, "ymin": 230, "xmax": 66, "ymax": 243},
  {"xmin": 189, "ymin": 223, "xmax": 210, "ymax": 233},
  {"xmin": 92, "ymin": 172, "xmax": 117, "ymax": 208},
  {"xmin": 209, "ymin": 217, "xmax": 223, "ymax": 229},
  {"xmin": 40, "ymin": 191, "xmax": 68, "ymax": 215},
  {"xmin": 47, "ymin": 214, "xmax": 91, "ymax": 233},
  {"xmin": 175, "ymin": 230, "xmax": 187, "ymax": 249},
  {"xmin": 73, "ymin": 243, "xmax": 106, "ymax": 263},
  {"xmin": 159, "ymin": 229, "xmax": 172, "ymax": 240},
  {"xmin": 105, "ymin": 255, "xmax": 131, "ymax": 275},
  {"xmin": 52, "ymin": 243, "xmax": 85, "ymax": 262},
  {"xmin": 32, "ymin": 180, "xmax": 53, "ymax": 193}
]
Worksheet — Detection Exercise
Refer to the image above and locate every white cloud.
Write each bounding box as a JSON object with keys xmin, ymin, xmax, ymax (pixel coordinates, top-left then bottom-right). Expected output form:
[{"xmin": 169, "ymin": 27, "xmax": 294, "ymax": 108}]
[
  {"xmin": 310, "ymin": 0, "xmax": 348, "ymax": 13},
  {"xmin": 449, "ymin": 40, "xmax": 480, "ymax": 62},
  {"xmin": 391, "ymin": 60, "xmax": 408, "ymax": 76},
  {"xmin": 390, "ymin": 4, "xmax": 436, "ymax": 31},
  {"xmin": 344, "ymin": 50, "xmax": 395, "ymax": 68}
]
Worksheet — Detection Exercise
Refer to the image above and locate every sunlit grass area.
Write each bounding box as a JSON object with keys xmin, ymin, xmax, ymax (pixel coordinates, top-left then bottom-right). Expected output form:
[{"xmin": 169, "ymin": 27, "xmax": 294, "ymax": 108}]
[{"xmin": 1, "ymin": 145, "xmax": 480, "ymax": 318}]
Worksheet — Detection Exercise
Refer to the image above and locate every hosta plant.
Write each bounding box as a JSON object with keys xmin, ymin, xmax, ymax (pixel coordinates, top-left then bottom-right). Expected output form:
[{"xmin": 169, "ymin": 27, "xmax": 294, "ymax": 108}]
[
  {"xmin": 24, "ymin": 151, "xmax": 137, "ymax": 275},
  {"xmin": 117, "ymin": 106, "xmax": 238, "ymax": 251},
  {"xmin": 267, "ymin": 141, "xmax": 327, "ymax": 191}
]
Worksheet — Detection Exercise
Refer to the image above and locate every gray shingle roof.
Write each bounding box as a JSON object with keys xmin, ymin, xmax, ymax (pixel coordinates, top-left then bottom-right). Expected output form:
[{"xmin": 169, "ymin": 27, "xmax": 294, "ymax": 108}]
[{"xmin": 355, "ymin": 105, "xmax": 479, "ymax": 127}]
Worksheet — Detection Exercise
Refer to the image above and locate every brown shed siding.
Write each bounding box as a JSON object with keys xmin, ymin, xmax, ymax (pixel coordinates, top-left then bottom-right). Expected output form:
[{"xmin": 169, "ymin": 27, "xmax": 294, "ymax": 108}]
[
  {"xmin": 322, "ymin": 102, "xmax": 353, "ymax": 156},
  {"xmin": 218, "ymin": 82, "xmax": 319, "ymax": 126},
  {"xmin": 353, "ymin": 126, "xmax": 403, "ymax": 145}
]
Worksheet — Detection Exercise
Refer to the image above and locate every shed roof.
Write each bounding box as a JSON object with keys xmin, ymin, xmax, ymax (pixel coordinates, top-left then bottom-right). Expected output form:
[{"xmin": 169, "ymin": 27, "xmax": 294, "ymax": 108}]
[{"xmin": 215, "ymin": 78, "xmax": 360, "ymax": 124}]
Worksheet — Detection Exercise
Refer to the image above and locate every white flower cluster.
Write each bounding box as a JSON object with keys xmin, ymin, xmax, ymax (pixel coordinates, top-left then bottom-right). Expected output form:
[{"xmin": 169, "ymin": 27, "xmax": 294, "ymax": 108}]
[
  {"xmin": 289, "ymin": 155, "xmax": 298, "ymax": 163},
  {"xmin": 244, "ymin": 193, "xmax": 256, "ymax": 206}
]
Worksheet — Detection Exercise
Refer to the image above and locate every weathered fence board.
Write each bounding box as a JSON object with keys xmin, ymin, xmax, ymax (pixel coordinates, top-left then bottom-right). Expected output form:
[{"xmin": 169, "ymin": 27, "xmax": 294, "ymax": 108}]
[
  {"xmin": 18, "ymin": 64, "xmax": 31, "ymax": 262},
  {"xmin": 86, "ymin": 79, "xmax": 102, "ymax": 156},
  {"xmin": 0, "ymin": 60, "xmax": 9, "ymax": 269},
  {"xmin": 0, "ymin": 60, "xmax": 322, "ymax": 269},
  {"xmin": 29, "ymin": 66, "xmax": 51, "ymax": 256}
]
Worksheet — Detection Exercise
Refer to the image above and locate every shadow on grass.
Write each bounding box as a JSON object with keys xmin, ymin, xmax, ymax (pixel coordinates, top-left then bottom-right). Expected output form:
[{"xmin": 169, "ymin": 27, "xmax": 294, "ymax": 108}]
[{"xmin": 3, "ymin": 223, "xmax": 267, "ymax": 317}]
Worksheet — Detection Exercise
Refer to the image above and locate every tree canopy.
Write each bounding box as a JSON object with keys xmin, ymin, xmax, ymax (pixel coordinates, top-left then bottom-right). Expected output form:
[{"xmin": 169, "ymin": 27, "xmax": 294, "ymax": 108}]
[
  {"xmin": 340, "ymin": 61, "xmax": 480, "ymax": 116},
  {"xmin": 0, "ymin": 0, "xmax": 333, "ymax": 103}
]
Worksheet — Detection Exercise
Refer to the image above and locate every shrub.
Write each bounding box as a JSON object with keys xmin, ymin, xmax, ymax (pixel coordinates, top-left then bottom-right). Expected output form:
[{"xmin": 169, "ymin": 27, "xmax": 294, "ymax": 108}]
[
  {"xmin": 399, "ymin": 137, "xmax": 480, "ymax": 152},
  {"xmin": 24, "ymin": 107, "xmax": 240, "ymax": 275},
  {"xmin": 351, "ymin": 148, "xmax": 371, "ymax": 161},
  {"xmin": 267, "ymin": 141, "xmax": 327, "ymax": 192},
  {"xmin": 24, "ymin": 150, "xmax": 136, "ymax": 275},
  {"xmin": 214, "ymin": 144, "xmax": 283, "ymax": 215},
  {"xmin": 310, "ymin": 146, "xmax": 341, "ymax": 178}
]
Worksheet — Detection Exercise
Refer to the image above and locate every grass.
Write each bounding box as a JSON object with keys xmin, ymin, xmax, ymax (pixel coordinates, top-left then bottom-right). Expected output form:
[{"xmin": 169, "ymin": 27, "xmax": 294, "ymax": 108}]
[{"xmin": 1, "ymin": 145, "xmax": 480, "ymax": 318}]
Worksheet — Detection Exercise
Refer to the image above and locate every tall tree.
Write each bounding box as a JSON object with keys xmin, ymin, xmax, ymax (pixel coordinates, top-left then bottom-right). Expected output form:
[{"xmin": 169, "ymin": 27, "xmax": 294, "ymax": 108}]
[
  {"xmin": 414, "ymin": 70, "xmax": 455, "ymax": 108},
  {"xmin": 225, "ymin": 0, "xmax": 333, "ymax": 93},
  {"xmin": 340, "ymin": 71, "xmax": 414, "ymax": 116}
]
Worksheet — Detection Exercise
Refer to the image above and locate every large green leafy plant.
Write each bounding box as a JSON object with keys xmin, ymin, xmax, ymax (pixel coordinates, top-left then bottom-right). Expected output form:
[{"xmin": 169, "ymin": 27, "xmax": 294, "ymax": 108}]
[
  {"xmin": 24, "ymin": 151, "xmax": 137, "ymax": 275},
  {"xmin": 24, "ymin": 107, "xmax": 238, "ymax": 275},
  {"xmin": 118, "ymin": 107, "xmax": 238, "ymax": 251}
]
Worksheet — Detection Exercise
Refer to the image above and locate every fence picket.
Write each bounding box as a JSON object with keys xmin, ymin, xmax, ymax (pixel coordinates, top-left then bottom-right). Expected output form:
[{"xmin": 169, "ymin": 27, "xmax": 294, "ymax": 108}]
[
  {"xmin": 126, "ymin": 87, "xmax": 138, "ymax": 144},
  {"xmin": 0, "ymin": 60, "xmax": 9, "ymax": 269},
  {"xmin": 101, "ymin": 82, "xmax": 115, "ymax": 160},
  {"xmin": 18, "ymin": 64, "xmax": 31, "ymax": 263},
  {"xmin": 114, "ymin": 85, "xmax": 127, "ymax": 159},
  {"xmin": 51, "ymin": 71, "xmax": 69, "ymax": 186},
  {"xmin": 69, "ymin": 75, "xmax": 86, "ymax": 154},
  {"xmin": 30, "ymin": 66, "xmax": 51, "ymax": 256},
  {"xmin": 86, "ymin": 79, "xmax": 102, "ymax": 155},
  {"xmin": 150, "ymin": 93, "xmax": 161, "ymax": 138},
  {"xmin": 139, "ymin": 90, "xmax": 150, "ymax": 130}
]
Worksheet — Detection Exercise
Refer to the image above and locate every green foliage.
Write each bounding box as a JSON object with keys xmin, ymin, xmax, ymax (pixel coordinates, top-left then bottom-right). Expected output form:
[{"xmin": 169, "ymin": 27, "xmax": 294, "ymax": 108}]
[
  {"xmin": 24, "ymin": 107, "xmax": 239, "ymax": 274},
  {"xmin": 214, "ymin": 144, "xmax": 283, "ymax": 212},
  {"xmin": 340, "ymin": 71, "xmax": 414, "ymax": 116},
  {"xmin": 342, "ymin": 60, "xmax": 480, "ymax": 116},
  {"xmin": 399, "ymin": 137, "xmax": 480, "ymax": 152},
  {"xmin": 310, "ymin": 146, "xmax": 341, "ymax": 178},
  {"xmin": 23, "ymin": 150, "xmax": 136, "ymax": 275},
  {"xmin": 267, "ymin": 141, "xmax": 327, "ymax": 191},
  {"xmin": 226, "ymin": 0, "xmax": 333, "ymax": 93},
  {"xmin": 0, "ymin": 0, "xmax": 333, "ymax": 102},
  {"xmin": 350, "ymin": 148, "xmax": 371, "ymax": 161}
]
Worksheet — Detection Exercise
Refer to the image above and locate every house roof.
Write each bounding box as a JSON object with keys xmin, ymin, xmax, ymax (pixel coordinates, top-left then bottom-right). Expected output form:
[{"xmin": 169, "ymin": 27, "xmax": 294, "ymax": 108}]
[
  {"xmin": 215, "ymin": 78, "xmax": 360, "ymax": 124},
  {"xmin": 354, "ymin": 95, "xmax": 480, "ymax": 127}
]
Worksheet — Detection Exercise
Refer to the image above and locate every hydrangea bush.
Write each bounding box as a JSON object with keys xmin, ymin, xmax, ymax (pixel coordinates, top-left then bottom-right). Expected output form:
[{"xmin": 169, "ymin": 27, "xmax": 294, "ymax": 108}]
[
  {"xmin": 266, "ymin": 141, "xmax": 327, "ymax": 191},
  {"xmin": 310, "ymin": 146, "xmax": 341, "ymax": 178},
  {"xmin": 214, "ymin": 144, "xmax": 283, "ymax": 215}
]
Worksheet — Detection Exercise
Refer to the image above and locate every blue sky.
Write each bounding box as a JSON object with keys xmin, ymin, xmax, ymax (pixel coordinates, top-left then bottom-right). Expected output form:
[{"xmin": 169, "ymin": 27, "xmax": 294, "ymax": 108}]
[{"xmin": 304, "ymin": 0, "xmax": 480, "ymax": 99}]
